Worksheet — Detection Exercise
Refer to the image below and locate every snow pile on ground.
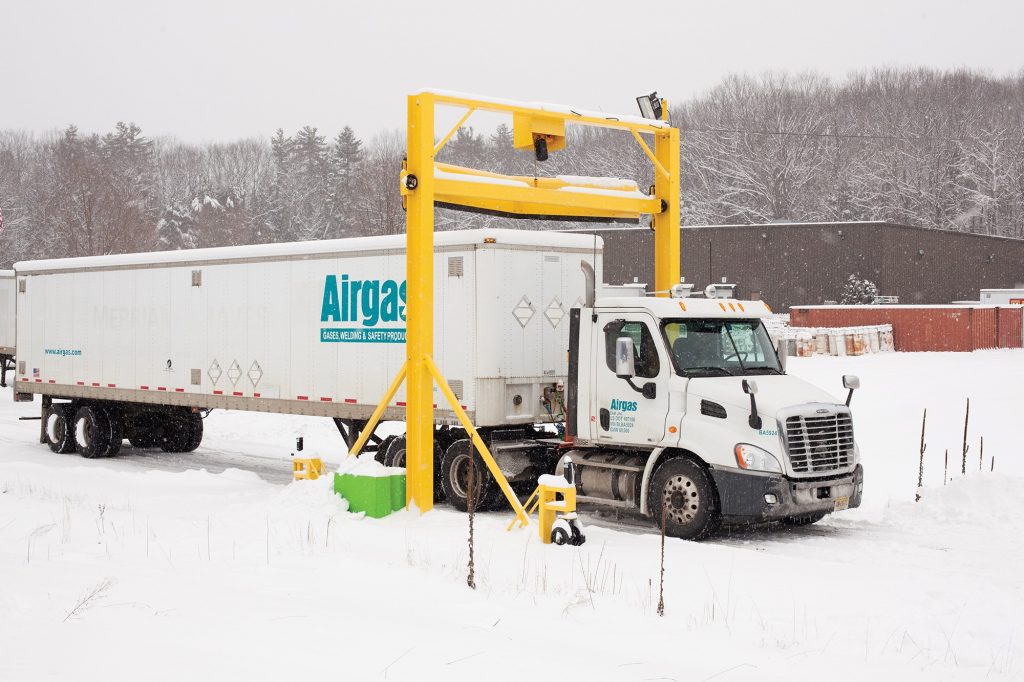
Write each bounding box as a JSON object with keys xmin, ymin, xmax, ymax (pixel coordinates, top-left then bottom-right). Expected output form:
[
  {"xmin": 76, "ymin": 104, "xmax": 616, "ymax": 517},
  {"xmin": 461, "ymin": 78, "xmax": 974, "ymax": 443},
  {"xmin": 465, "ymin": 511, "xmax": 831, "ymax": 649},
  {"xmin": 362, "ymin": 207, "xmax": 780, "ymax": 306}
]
[{"xmin": 1, "ymin": 350, "xmax": 1022, "ymax": 680}]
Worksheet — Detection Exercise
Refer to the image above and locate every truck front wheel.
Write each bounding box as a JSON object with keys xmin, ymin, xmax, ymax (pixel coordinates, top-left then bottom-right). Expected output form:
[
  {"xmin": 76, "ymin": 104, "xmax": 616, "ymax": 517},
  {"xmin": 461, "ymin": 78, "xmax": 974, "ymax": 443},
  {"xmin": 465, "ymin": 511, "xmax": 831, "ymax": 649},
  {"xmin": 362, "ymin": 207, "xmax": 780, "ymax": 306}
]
[{"xmin": 650, "ymin": 458, "xmax": 720, "ymax": 540}]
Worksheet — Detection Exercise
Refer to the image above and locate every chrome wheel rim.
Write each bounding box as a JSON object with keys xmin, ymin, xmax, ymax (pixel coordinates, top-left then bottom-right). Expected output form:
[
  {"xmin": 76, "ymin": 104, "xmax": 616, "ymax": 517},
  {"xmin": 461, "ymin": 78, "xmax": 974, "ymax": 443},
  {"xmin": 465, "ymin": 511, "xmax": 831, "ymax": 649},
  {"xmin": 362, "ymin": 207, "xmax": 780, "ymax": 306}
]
[{"xmin": 662, "ymin": 474, "xmax": 700, "ymax": 524}]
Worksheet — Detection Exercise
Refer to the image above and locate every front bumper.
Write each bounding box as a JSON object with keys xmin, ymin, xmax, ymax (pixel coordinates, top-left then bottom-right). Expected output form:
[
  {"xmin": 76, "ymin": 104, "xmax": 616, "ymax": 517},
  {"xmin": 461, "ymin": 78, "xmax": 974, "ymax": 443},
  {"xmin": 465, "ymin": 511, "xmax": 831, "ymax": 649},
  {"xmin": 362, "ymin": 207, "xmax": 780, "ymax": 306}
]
[{"xmin": 709, "ymin": 464, "xmax": 863, "ymax": 523}]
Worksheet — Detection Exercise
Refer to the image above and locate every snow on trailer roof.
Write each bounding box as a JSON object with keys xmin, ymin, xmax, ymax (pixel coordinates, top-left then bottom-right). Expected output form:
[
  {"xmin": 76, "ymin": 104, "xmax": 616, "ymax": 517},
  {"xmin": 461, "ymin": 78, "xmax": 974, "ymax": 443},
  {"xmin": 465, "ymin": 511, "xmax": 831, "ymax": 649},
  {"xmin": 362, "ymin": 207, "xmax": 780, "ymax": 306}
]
[
  {"xmin": 0, "ymin": 270, "xmax": 13, "ymax": 278},
  {"xmin": 14, "ymin": 229, "xmax": 604, "ymax": 274},
  {"xmin": 596, "ymin": 296, "xmax": 772, "ymax": 319},
  {"xmin": 417, "ymin": 88, "xmax": 670, "ymax": 130}
]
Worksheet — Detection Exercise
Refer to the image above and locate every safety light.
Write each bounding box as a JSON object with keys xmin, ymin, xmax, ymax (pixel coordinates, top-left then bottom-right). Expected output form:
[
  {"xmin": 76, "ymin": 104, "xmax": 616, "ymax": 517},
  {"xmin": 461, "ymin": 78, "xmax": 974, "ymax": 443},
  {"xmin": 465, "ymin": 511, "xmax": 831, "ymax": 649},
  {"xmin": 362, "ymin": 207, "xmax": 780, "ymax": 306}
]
[
  {"xmin": 636, "ymin": 92, "xmax": 663, "ymax": 120},
  {"xmin": 534, "ymin": 137, "xmax": 549, "ymax": 162}
]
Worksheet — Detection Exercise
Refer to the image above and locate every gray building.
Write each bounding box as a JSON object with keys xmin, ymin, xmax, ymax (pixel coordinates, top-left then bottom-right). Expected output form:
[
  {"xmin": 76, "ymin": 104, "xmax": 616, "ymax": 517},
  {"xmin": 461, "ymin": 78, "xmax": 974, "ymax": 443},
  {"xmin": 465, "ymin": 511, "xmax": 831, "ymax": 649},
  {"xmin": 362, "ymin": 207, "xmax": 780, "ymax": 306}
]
[{"xmin": 572, "ymin": 221, "xmax": 1024, "ymax": 310}]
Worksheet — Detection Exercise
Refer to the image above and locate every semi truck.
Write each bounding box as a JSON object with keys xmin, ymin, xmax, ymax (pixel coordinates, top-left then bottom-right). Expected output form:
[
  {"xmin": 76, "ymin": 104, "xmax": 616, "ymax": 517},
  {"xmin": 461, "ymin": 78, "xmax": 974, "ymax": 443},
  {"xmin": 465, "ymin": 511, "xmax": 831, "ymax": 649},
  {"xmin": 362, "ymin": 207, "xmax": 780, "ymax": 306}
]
[
  {"xmin": 13, "ymin": 228, "xmax": 862, "ymax": 539},
  {"xmin": 0, "ymin": 270, "xmax": 15, "ymax": 387}
]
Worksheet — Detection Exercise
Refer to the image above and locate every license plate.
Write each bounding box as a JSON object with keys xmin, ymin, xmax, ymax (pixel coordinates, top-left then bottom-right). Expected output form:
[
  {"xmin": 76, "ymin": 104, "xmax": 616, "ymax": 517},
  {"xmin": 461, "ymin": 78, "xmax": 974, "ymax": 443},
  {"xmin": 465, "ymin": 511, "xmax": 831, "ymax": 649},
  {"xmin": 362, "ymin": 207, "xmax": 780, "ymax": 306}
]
[{"xmin": 833, "ymin": 495, "xmax": 850, "ymax": 511}]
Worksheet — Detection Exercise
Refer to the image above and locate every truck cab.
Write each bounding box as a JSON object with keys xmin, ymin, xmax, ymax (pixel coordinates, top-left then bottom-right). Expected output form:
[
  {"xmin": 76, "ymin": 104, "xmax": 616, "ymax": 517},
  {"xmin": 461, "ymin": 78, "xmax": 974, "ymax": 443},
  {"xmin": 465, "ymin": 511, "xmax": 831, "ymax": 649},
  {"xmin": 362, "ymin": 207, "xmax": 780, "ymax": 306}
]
[{"xmin": 564, "ymin": 293, "xmax": 864, "ymax": 539}]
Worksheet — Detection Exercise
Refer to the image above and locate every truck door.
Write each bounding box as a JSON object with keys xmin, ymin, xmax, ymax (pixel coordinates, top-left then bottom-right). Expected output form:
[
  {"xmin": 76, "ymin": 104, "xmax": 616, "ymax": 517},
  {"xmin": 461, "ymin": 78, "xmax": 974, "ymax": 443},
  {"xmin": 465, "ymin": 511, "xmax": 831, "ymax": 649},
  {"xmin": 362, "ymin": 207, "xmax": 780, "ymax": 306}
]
[{"xmin": 591, "ymin": 313, "xmax": 670, "ymax": 446}]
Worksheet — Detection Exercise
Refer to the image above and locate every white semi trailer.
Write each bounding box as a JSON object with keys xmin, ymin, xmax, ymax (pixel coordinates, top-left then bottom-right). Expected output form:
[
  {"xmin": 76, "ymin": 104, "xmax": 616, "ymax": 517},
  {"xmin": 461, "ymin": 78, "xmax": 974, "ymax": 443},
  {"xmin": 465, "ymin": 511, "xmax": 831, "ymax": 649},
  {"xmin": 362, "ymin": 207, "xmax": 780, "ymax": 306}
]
[
  {"xmin": 13, "ymin": 229, "xmax": 862, "ymax": 539},
  {"xmin": 0, "ymin": 270, "xmax": 15, "ymax": 387}
]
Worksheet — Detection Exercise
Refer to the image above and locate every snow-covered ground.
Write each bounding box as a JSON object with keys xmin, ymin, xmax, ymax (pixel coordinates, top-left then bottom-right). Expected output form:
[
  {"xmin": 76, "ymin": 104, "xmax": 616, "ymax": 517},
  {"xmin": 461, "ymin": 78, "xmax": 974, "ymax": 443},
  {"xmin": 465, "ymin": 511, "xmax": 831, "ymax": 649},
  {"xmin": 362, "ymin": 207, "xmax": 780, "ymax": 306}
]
[{"xmin": 1, "ymin": 351, "xmax": 1022, "ymax": 681}]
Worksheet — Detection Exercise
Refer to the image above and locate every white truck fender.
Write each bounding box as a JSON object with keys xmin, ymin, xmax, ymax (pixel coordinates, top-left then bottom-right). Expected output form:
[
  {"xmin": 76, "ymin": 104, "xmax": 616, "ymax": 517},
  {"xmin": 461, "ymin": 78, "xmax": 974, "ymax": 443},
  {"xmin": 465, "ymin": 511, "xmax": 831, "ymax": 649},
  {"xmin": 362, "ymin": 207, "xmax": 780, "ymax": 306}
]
[{"xmin": 639, "ymin": 446, "xmax": 668, "ymax": 516}]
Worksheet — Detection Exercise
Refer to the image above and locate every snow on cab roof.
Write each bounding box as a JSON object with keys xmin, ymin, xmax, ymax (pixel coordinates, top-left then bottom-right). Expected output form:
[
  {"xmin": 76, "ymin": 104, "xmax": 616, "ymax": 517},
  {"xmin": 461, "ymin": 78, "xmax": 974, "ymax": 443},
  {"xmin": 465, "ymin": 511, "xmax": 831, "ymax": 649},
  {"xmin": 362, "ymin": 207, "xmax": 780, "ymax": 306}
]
[
  {"xmin": 0, "ymin": 270, "xmax": 14, "ymax": 277},
  {"xmin": 596, "ymin": 296, "xmax": 772, "ymax": 319},
  {"xmin": 15, "ymin": 229, "xmax": 604, "ymax": 274}
]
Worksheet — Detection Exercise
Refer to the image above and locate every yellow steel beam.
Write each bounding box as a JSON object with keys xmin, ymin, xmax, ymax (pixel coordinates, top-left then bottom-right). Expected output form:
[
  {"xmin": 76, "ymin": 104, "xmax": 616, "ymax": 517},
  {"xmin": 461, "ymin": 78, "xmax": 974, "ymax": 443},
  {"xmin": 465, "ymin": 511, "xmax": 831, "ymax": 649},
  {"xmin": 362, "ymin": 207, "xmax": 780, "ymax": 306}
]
[
  {"xmin": 424, "ymin": 89, "xmax": 669, "ymax": 135},
  {"xmin": 652, "ymin": 104, "xmax": 680, "ymax": 295},
  {"xmin": 630, "ymin": 130, "xmax": 669, "ymax": 181},
  {"xmin": 426, "ymin": 356, "xmax": 529, "ymax": 527},
  {"xmin": 404, "ymin": 92, "xmax": 436, "ymax": 512},
  {"xmin": 347, "ymin": 361, "xmax": 408, "ymax": 457},
  {"xmin": 433, "ymin": 176, "xmax": 660, "ymax": 221},
  {"xmin": 433, "ymin": 107, "xmax": 476, "ymax": 157}
]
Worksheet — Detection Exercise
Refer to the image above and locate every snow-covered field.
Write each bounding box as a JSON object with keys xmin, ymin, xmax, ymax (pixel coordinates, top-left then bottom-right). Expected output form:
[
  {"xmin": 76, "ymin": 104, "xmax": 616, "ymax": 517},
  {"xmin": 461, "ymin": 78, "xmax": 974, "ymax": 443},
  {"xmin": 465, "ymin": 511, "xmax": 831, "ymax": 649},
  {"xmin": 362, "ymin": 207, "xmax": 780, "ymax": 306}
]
[{"xmin": 1, "ymin": 351, "xmax": 1022, "ymax": 681}]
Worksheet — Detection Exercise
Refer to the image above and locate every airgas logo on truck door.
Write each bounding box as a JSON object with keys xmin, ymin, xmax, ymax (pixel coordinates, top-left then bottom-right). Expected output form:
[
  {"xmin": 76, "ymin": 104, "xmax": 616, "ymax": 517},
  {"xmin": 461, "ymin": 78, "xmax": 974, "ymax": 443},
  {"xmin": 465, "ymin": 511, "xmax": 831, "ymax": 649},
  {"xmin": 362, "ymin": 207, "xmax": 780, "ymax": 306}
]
[
  {"xmin": 320, "ymin": 275, "xmax": 407, "ymax": 343},
  {"xmin": 608, "ymin": 398, "xmax": 638, "ymax": 433}
]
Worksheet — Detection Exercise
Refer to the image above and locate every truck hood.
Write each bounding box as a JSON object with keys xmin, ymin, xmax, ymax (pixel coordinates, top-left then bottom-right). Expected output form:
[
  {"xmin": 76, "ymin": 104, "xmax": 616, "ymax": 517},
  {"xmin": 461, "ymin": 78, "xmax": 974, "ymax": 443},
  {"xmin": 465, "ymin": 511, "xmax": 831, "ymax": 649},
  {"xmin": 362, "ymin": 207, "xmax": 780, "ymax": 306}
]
[{"xmin": 687, "ymin": 374, "xmax": 842, "ymax": 419}]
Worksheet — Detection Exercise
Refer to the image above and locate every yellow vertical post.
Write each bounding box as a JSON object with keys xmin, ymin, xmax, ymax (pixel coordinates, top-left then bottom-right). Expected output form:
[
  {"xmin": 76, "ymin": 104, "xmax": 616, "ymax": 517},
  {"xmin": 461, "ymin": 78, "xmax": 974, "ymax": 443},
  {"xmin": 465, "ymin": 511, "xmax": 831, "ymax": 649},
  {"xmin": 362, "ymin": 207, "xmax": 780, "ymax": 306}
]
[
  {"xmin": 652, "ymin": 104, "xmax": 680, "ymax": 296},
  {"xmin": 405, "ymin": 93, "xmax": 436, "ymax": 512}
]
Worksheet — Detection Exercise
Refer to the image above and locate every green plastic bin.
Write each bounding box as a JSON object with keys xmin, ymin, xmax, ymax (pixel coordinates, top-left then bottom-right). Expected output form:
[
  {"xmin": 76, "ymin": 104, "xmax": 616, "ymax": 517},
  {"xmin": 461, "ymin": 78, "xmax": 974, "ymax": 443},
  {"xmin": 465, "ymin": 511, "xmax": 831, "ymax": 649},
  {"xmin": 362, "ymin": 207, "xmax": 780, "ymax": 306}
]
[{"xmin": 333, "ymin": 471, "xmax": 406, "ymax": 518}]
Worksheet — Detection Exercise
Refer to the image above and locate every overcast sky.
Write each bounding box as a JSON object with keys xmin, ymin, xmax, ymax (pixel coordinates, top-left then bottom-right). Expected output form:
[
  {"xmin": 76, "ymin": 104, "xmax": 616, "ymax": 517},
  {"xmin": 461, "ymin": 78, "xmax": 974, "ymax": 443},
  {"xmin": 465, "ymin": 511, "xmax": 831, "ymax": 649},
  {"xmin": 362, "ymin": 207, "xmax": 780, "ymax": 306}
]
[{"xmin": 3, "ymin": 0, "xmax": 1022, "ymax": 143}]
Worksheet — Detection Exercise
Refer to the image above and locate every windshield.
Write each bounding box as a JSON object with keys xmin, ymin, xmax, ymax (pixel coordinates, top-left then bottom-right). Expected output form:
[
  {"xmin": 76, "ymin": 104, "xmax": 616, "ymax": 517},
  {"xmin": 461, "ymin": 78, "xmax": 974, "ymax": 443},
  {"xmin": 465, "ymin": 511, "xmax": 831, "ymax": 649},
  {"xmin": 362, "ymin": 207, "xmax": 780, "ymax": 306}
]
[{"xmin": 662, "ymin": 319, "xmax": 782, "ymax": 377}]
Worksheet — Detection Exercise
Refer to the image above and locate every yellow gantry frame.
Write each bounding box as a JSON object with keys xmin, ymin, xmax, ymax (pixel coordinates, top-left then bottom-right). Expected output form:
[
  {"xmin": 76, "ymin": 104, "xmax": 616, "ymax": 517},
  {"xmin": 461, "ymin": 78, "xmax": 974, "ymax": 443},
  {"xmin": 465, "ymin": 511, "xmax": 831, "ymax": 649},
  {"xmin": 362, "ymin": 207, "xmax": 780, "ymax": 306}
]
[{"xmin": 348, "ymin": 90, "xmax": 681, "ymax": 522}]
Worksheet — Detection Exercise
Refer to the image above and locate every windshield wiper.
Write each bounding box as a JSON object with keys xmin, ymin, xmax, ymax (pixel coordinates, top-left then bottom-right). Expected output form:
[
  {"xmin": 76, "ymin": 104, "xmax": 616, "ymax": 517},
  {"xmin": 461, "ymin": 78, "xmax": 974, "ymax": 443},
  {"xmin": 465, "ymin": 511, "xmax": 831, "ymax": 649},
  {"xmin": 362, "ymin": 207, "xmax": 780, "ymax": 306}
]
[
  {"xmin": 744, "ymin": 367, "xmax": 783, "ymax": 375},
  {"xmin": 684, "ymin": 366, "xmax": 735, "ymax": 377}
]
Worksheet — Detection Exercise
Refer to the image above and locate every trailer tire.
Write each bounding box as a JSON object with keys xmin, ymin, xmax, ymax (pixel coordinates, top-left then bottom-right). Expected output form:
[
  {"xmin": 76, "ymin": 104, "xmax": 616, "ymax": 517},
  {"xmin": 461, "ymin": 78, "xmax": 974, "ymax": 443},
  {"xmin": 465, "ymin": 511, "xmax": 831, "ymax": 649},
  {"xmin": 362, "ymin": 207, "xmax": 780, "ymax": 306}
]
[
  {"xmin": 649, "ymin": 457, "xmax": 720, "ymax": 541},
  {"xmin": 45, "ymin": 405, "xmax": 77, "ymax": 454},
  {"xmin": 441, "ymin": 439, "xmax": 498, "ymax": 512},
  {"xmin": 128, "ymin": 413, "xmax": 161, "ymax": 449},
  {"xmin": 183, "ymin": 412, "xmax": 203, "ymax": 452},
  {"xmin": 384, "ymin": 436, "xmax": 445, "ymax": 502},
  {"xmin": 103, "ymin": 406, "xmax": 124, "ymax": 457},
  {"xmin": 159, "ymin": 412, "xmax": 192, "ymax": 453},
  {"xmin": 74, "ymin": 405, "xmax": 112, "ymax": 459}
]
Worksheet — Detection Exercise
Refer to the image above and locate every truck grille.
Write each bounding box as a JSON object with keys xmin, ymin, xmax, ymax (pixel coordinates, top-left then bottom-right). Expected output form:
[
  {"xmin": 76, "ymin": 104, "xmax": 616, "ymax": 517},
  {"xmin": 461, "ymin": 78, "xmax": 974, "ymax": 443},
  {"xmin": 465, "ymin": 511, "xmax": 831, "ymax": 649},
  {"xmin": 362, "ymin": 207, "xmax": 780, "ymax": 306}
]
[{"xmin": 784, "ymin": 410, "xmax": 854, "ymax": 474}]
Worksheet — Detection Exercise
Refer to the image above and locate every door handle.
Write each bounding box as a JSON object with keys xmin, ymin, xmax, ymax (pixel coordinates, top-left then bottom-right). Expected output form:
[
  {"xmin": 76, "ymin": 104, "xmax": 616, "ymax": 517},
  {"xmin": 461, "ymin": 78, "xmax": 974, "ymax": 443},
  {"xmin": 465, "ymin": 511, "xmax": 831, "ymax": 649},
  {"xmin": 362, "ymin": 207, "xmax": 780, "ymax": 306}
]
[{"xmin": 599, "ymin": 408, "xmax": 610, "ymax": 431}]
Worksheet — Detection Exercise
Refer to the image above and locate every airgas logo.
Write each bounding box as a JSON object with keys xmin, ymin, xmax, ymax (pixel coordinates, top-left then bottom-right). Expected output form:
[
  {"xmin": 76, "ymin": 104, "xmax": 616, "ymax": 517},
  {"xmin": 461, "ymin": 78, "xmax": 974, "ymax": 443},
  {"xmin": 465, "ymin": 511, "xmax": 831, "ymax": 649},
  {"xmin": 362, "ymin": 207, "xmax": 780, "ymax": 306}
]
[
  {"xmin": 320, "ymin": 275, "xmax": 407, "ymax": 343},
  {"xmin": 609, "ymin": 399, "xmax": 638, "ymax": 412}
]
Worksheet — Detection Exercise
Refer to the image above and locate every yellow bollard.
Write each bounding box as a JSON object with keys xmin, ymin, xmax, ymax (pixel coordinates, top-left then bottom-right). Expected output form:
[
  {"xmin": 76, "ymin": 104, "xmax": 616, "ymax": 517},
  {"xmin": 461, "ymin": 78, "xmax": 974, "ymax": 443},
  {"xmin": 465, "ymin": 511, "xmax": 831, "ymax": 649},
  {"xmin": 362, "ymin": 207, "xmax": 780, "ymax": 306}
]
[
  {"xmin": 535, "ymin": 475, "xmax": 577, "ymax": 544},
  {"xmin": 293, "ymin": 457, "xmax": 324, "ymax": 481}
]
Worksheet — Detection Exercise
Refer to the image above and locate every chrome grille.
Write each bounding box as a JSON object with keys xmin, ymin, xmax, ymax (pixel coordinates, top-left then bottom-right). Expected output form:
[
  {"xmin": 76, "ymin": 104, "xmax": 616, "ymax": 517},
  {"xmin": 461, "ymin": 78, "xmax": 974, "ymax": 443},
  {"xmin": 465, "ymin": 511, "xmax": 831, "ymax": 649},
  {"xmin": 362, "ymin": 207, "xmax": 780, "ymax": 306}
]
[{"xmin": 784, "ymin": 409, "xmax": 854, "ymax": 474}]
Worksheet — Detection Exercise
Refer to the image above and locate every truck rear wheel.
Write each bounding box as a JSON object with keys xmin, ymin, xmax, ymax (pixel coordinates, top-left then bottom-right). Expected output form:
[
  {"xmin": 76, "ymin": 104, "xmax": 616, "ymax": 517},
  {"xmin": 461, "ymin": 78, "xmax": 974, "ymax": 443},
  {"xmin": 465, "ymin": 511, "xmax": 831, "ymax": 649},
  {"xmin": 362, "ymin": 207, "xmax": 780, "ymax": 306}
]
[
  {"xmin": 650, "ymin": 457, "xmax": 720, "ymax": 540},
  {"xmin": 45, "ymin": 405, "xmax": 77, "ymax": 454},
  {"xmin": 74, "ymin": 405, "xmax": 112, "ymax": 459},
  {"xmin": 183, "ymin": 412, "xmax": 203, "ymax": 452},
  {"xmin": 441, "ymin": 439, "xmax": 499, "ymax": 512},
  {"xmin": 384, "ymin": 436, "xmax": 445, "ymax": 502},
  {"xmin": 159, "ymin": 412, "xmax": 193, "ymax": 453},
  {"xmin": 128, "ymin": 413, "xmax": 161, "ymax": 449}
]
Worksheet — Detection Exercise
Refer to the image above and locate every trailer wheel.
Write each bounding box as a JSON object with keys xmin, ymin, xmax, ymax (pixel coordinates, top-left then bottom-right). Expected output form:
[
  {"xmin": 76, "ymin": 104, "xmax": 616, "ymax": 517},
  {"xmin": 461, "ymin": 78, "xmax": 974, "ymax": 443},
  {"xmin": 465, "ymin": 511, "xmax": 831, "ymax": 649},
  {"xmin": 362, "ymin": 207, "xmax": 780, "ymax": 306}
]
[
  {"xmin": 74, "ymin": 405, "xmax": 112, "ymax": 459},
  {"xmin": 441, "ymin": 439, "xmax": 498, "ymax": 512},
  {"xmin": 45, "ymin": 405, "xmax": 77, "ymax": 454},
  {"xmin": 103, "ymin": 406, "xmax": 124, "ymax": 457},
  {"xmin": 128, "ymin": 413, "xmax": 161, "ymax": 449},
  {"xmin": 384, "ymin": 436, "xmax": 445, "ymax": 502},
  {"xmin": 159, "ymin": 412, "xmax": 192, "ymax": 453},
  {"xmin": 650, "ymin": 457, "xmax": 720, "ymax": 541},
  {"xmin": 182, "ymin": 411, "xmax": 203, "ymax": 452}
]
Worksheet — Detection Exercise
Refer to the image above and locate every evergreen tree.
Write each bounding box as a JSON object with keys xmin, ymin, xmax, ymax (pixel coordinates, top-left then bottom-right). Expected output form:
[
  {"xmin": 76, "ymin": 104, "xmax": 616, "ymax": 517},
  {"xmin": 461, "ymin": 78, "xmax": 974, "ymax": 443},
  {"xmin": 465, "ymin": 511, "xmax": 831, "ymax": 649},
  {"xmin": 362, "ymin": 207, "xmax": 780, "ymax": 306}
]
[
  {"xmin": 326, "ymin": 126, "xmax": 363, "ymax": 238},
  {"xmin": 840, "ymin": 273, "xmax": 879, "ymax": 304}
]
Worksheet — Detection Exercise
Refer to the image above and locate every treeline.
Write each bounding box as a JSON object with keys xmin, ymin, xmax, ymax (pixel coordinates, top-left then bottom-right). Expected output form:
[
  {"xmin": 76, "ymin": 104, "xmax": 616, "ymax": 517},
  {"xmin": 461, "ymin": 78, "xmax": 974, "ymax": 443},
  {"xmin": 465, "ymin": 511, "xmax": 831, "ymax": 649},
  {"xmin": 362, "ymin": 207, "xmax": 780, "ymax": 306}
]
[{"xmin": 2, "ymin": 67, "xmax": 1023, "ymax": 267}]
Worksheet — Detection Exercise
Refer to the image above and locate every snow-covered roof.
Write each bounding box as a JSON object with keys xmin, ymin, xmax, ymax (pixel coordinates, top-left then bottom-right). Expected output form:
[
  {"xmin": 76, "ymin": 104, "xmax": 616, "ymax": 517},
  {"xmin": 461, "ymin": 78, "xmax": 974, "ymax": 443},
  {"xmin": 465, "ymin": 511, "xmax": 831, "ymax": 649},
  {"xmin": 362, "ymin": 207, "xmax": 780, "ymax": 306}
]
[
  {"xmin": 417, "ymin": 88, "xmax": 669, "ymax": 130},
  {"xmin": 0, "ymin": 270, "xmax": 13, "ymax": 278},
  {"xmin": 595, "ymin": 296, "xmax": 772, "ymax": 319},
  {"xmin": 15, "ymin": 229, "xmax": 604, "ymax": 274}
]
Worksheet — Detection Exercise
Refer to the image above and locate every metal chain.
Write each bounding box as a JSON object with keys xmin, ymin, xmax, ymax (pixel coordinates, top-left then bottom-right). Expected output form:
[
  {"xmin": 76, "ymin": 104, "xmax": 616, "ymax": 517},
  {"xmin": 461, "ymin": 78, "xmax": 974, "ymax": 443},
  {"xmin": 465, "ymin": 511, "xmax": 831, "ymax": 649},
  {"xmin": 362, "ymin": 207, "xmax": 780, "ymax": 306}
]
[
  {"xmin": 657, "ymin": 504, "xmax": 666, "ymax": 617},
  {"xmin": 467, "ymin": 446, "xmax": 476, "ymax": 590}
]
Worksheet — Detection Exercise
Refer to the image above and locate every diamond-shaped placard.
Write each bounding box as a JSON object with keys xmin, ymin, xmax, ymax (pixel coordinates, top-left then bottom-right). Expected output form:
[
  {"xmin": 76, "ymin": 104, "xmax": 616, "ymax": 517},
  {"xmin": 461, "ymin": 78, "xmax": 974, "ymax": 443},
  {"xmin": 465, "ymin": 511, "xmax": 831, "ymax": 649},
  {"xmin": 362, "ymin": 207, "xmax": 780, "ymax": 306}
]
[
  {"xmin": 227, "ymin": 360, "xmax": 242, "ymax": 387},
  {"xmin": 208, "ymin": 359, "xmax": 223, "ymax": 386},
  {"xmin": 248, "ymin": 360, "xmax": 263, "ymax": 388},
  {"xmin": 512, "ymin": 295, "xmax": 535, "ymax": 328},
  {"xmin": 573, "ymin": 296, "xmax": 586, "ymax": 309},
  {"xmin": 544, "ymin": 297, "xmax": 565, "ymax": 328}
]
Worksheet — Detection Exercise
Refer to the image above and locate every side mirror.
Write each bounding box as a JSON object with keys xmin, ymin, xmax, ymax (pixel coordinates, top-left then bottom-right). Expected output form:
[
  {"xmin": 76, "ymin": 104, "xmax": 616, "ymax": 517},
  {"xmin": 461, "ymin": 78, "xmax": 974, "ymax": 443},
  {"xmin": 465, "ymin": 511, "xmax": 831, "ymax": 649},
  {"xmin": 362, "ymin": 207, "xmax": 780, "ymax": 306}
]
[
  {"xmin": 615, "ymin": 337, "xmax": 635, "ymax": 378},
  {"xmin": 741, "ymin": 380, "xmax": 762, "ymax": 429},
  {"xmin": 843, "ymin": 375, "xmax": 860, "ymax": 407}
]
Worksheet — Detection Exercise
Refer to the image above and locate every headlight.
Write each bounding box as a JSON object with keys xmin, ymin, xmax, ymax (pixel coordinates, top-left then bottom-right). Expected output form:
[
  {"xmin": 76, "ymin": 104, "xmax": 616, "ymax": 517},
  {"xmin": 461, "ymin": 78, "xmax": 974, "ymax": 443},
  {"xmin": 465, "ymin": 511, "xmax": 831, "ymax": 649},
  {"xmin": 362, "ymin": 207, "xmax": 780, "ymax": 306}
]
[{"xmin": 734, "ymin": 443, "xmax": 783, "ymax": 473}]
